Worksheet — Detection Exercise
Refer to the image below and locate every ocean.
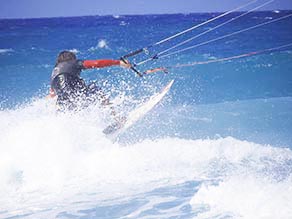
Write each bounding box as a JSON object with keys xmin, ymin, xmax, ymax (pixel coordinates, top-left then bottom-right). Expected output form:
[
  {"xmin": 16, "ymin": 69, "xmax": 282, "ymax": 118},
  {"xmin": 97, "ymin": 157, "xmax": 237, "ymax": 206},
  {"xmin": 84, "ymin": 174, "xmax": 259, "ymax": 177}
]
[{"xmin": 0, "ymin": 10, "xmax": 292, "ymax": 219}]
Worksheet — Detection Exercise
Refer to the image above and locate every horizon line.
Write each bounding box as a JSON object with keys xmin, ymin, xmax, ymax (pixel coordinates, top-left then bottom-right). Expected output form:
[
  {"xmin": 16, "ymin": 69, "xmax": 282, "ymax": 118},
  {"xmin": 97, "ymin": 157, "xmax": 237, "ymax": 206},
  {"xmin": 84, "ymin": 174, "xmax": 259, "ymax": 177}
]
[{"xmin": 0, "ymin": 9, "xmax": 289, "ymax": 21}]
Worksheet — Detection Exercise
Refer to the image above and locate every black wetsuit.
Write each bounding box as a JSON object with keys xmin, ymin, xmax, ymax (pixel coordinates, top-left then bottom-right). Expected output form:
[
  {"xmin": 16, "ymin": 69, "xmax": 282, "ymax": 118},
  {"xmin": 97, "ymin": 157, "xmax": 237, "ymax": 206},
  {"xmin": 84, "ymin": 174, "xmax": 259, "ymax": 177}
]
[{"xmin": 51, "ymin": 60, "xmax": 103, "ymax": 111}]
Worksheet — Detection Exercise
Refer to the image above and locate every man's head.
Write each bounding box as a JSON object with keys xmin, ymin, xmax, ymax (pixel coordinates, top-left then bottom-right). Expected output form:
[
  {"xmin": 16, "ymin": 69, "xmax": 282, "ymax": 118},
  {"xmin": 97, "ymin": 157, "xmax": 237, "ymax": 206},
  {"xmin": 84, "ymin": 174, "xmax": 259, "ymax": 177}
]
[{"xmin": 56, "ymin": 51, "xmax": 76, "ymax": 65}]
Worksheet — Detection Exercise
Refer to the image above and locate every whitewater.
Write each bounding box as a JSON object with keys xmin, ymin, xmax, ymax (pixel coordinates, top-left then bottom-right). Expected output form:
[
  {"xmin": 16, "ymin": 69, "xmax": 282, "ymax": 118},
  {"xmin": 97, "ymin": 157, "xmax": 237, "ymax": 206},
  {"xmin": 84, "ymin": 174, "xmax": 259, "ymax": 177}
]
[
  {"xmin": 1, "ymin": 9, "xmax": 292, "ymax": 219},
  {"xmin": 1, "ymin": 98, "xmax": 292, "ymax": 219}
]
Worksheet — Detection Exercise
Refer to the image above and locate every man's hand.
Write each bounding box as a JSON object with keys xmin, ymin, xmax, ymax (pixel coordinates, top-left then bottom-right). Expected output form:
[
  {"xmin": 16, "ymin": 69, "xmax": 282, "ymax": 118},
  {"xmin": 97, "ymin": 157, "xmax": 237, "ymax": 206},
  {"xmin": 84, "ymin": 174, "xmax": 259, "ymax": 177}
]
[
  {"xmin": 46, "ymin": 88, "xmax": 56, "ymax": 99},
  {"xmin": 119, "ymin": 60, "xmax": 131, "ymax": 68}
]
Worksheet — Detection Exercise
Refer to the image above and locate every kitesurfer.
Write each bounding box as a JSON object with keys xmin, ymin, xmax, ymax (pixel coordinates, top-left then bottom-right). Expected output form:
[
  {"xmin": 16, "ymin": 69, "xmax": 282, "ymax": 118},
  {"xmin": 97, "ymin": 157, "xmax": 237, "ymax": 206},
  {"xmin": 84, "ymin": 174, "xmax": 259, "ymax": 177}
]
[{"xmin": 49, "ymin": 51, "xmax": 131, "ymax": 112}]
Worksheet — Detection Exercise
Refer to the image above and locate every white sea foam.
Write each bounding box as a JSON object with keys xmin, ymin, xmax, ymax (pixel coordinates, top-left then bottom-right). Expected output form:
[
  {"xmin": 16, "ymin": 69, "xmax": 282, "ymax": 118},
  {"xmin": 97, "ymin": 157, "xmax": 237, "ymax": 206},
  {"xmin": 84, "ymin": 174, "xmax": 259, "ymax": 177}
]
[
  {"xmin": 0, "ymin": 48, "xmax": 13, "ymax": 54},
  {"xmin": 98, "ymin": 39, "xmax": 108, "ymax": 48},
  {"xmin": 88, "ymin": 39, "xmax": 110, "ymax": 51},
  {"xmin": 120, "ymin": 21, "xmax": 127, "ymax": 26},
  {"xmin": 265, "ymin": 16, "xmax": 273, "ymax": 20},
  {"xmin": 68, "ymin": 48, "xmax": 80, "ymax": 54},
  {"xmin": 190, "ymin": 174, "xmax": 292, "ymax": 219},
  {"xmin": 0, "ymin": 98, "xmax": 291, "ymax": 218}
]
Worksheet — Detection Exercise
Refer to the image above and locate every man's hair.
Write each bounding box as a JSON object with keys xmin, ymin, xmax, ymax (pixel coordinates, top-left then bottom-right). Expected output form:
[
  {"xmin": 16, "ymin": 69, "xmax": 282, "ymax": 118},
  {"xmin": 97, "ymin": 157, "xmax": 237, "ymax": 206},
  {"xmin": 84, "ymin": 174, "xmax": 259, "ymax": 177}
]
[{"xmin": 55, "ymin": 51, "xmax": 76, "ymax": 65}]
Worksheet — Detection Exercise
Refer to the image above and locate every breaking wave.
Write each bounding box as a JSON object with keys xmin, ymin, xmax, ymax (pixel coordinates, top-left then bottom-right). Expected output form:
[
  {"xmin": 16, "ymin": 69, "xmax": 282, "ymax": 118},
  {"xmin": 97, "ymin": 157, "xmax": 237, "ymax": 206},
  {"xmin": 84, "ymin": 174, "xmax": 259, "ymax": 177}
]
[{"xmin": 0, "ymin": 98, "xmax": 291, "ymax": 218}]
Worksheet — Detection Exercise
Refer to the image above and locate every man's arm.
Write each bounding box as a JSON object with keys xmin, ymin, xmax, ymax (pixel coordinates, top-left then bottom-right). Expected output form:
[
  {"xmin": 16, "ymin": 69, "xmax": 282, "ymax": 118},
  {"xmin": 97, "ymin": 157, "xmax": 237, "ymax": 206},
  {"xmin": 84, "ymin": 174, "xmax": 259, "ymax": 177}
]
[{"xmin": 82, "ymin": 60, "xmax": 131, "ymax": 69}]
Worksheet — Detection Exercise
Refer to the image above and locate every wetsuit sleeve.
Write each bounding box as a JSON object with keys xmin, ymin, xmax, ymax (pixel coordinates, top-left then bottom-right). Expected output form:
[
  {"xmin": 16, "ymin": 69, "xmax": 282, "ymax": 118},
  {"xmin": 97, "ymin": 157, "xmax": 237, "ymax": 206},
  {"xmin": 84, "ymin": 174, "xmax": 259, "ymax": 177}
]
[{"xmin": 82, "ymin": 60, "xmax": 120, "ymax": 69}]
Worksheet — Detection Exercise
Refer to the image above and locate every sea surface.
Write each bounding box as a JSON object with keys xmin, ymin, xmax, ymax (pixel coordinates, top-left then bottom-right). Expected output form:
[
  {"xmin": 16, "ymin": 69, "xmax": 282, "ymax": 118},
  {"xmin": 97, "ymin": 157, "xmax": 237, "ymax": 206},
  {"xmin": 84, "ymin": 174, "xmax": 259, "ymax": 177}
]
[{"xmin": 0, "ymin": 10, "xmax": 292, "ymax": 219}]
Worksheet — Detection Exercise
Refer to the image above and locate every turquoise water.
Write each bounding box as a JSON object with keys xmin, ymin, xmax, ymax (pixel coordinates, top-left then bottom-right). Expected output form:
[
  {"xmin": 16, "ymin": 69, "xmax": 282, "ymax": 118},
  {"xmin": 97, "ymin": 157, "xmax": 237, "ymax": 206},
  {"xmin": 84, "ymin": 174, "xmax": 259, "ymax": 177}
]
[{"xmin": 0, "ymin": 11, "xmax": 292, "ymax": 219}]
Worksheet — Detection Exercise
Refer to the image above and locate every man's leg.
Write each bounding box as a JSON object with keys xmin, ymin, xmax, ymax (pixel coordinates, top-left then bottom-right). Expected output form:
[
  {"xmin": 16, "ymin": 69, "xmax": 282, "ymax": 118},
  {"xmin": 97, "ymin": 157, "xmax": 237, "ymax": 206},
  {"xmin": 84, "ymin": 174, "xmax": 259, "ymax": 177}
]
[{"xmin": 86, "ymin": 83, "xmax": 125, "ymax": 123}]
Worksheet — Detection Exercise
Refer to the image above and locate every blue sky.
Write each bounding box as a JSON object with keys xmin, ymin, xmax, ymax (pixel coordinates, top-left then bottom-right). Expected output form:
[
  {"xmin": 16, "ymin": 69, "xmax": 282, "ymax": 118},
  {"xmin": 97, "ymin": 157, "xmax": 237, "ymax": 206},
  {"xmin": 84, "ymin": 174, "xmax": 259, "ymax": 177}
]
[{"xmin": 0, "ymin": 0, "xmax": 291, "ymax": 19}]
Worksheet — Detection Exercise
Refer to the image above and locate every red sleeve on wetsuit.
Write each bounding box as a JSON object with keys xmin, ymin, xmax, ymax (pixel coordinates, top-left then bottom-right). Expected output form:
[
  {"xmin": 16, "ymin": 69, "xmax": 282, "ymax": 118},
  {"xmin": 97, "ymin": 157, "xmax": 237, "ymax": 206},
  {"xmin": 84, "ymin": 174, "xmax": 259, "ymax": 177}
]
[{"xmin": 82, "ymin": 60, "xmax": 120, "ymax": 69}]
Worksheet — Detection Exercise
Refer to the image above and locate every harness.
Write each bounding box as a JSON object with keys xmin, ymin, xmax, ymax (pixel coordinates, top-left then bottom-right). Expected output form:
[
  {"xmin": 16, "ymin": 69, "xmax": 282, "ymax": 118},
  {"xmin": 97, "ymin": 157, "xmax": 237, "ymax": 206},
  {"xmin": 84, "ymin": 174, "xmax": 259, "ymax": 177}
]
[{"xmin": 50, "ymin": 60, "xmax": 85, "ymax": 93}]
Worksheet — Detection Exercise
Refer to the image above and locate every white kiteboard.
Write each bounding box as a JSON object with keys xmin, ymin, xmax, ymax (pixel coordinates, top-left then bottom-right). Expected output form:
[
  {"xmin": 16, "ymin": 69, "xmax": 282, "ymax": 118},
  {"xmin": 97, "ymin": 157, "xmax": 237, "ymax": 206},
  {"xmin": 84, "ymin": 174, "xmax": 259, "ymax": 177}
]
[{"xmin": 103, "ymin": 80, "xmax": 174, "ymax": 141}]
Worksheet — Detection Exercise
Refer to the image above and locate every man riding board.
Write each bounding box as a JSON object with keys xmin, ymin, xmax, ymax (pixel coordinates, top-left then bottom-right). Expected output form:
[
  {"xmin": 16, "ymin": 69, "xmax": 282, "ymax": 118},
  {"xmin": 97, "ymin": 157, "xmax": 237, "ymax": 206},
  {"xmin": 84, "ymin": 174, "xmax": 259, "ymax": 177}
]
[{"xmin": 49, "ymin": 51, "xmax": 131, "ymax": 112}]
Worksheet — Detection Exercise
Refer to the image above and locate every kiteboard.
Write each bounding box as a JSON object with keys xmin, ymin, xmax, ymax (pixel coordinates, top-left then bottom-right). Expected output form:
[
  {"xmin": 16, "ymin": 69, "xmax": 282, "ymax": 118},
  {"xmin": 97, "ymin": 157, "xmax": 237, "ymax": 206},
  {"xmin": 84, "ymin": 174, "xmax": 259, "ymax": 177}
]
[{"xmin": 103, "ymin": 80, "xmax": 174, "ymax": 141}]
